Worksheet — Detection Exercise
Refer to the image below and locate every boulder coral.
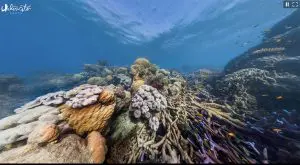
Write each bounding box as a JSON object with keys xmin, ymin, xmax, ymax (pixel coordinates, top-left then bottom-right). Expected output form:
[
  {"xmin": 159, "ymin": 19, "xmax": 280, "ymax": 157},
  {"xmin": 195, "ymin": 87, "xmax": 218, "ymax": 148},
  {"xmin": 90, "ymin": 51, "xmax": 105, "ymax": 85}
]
[
  {"xmin": 130, "ymin": 58, "xmax": 157, "ymax": 92},
  {"xmin": 87, "ymin": 131, "xmax": 107, "ymax": 163},
  {"xmin": 27, "ymin": 124, "xmax": 59, "ymax": 145}
]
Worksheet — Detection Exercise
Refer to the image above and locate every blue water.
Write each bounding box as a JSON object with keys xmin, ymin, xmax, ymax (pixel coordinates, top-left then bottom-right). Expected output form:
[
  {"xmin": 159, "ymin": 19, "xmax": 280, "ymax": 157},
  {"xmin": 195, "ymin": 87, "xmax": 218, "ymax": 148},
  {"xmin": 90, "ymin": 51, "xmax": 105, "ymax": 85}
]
[{"xmin": 0, "ymin": 0, "xmax": 294, "ymax": 76}]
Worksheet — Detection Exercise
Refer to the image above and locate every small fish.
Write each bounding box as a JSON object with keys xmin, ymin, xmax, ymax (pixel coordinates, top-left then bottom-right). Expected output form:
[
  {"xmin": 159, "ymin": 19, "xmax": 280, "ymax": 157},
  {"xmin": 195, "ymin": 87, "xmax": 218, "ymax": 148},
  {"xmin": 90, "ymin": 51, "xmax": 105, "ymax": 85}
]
[
  {"xmin": 196, "ymin": 113, "xmax": 203, "ymax": 117},
  {"xmin": 276, "ymin": 96, "xmax": 284, "ymax": 100},
  {"xmin": 275, "ymin": 119, "xmax": 284, "ymax": 125},
  {"xmin": 261, "ymin": 94, "xmax": 269, "ymax": 97},
  {"xmin": 272, "ymin": 128, "xmax": 282, "ymax": 134},
  {"xmin": 228, "ymin": 132, "xmax": 236, "ymax": 137}
]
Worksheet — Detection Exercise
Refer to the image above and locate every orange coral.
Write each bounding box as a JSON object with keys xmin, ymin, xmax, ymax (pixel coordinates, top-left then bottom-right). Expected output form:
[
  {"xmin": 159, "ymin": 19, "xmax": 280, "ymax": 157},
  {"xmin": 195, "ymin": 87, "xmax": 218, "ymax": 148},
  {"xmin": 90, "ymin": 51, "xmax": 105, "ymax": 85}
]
[
  {"xmin": 87, "ymin": 131, "xmax": 107, "ymax": 163},
  {"xmin": 60, "ymin": 103, "xmax": 116, "ymax": 136},
  {"xmin": 28, "ymin": 124, "xmax": 59, "ymax": 145},
  {"xmin": 40, "ymin": 124, "xmax": 59, "ymax": 143},
  {"xmin": 59, "ymin": 90, "xmax": 116, "ymax": 136},
  {"xmin": 98, "ymin": 89, "xmax": 115, "ymax": 105}
]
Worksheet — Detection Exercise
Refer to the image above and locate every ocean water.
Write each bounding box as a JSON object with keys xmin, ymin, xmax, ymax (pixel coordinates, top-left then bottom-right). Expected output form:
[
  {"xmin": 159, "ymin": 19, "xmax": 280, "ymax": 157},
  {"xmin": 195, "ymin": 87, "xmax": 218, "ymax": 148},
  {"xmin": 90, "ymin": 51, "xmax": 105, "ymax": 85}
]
[
  {"xmin": 0, "ymin": 0, "xmax": 294, "ymax": 76},
  {"xmin": 0, "ymin": 0, "xmax": 300, "ymax": 163}
]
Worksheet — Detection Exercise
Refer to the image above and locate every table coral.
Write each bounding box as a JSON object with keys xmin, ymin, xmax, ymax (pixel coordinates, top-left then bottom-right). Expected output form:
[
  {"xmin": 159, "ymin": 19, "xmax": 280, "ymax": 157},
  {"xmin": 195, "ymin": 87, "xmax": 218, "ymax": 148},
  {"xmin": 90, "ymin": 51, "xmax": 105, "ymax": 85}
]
[{"xmin": 14, "ymin": 91, "xmax": 66, "ymax": 113}]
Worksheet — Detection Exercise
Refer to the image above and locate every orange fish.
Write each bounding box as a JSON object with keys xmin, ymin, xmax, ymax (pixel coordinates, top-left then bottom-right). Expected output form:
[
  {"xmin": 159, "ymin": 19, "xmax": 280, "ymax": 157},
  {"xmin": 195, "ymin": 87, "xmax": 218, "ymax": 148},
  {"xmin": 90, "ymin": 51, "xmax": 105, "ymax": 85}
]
[
  {"xmin": 276, "ymin": 96, "xmax": 283, "ymax": 100},
  {"xmin": 272, "ymin": 128, "xmax": 282, "ymax": 133},
  {"xmin": 228, "ymin": 132, "xmax": 236, "ymax": 137}
]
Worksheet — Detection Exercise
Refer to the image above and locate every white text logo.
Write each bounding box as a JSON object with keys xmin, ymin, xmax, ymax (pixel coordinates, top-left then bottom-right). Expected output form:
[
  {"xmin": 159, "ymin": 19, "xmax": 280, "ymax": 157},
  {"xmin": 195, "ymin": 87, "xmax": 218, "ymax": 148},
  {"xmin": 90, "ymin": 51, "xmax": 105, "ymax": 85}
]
[{"xmin": 1, "ymin": 3, "xmax": 31, "ymax": 14}]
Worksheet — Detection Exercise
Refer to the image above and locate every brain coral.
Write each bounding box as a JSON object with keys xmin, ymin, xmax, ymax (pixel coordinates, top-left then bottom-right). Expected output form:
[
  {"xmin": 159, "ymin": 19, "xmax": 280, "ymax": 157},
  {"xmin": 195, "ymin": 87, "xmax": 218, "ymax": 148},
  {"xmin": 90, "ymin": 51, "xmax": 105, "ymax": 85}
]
[
  {"xmin": 130, "ymin": 58, "xmax": 158, "ymax": 92},
  {"xmin": 131, "ymin": 85, "xmax": 167, "ymax": 131}
]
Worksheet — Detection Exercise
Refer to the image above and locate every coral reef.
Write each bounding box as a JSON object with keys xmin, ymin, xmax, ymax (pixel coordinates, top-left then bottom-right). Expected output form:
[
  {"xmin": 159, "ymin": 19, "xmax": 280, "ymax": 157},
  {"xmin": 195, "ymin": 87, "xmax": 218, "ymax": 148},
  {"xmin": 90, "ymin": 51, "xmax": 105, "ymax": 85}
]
[{"xmin": 1, "ymin": 41, "xmax": 300, "ymax": 164}]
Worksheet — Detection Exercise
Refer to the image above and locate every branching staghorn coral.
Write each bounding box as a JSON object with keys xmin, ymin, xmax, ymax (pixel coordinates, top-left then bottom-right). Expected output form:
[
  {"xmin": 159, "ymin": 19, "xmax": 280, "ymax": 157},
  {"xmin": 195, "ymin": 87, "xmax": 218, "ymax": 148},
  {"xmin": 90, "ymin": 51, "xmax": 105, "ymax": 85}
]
[{"xmin": 109, "ymin": 84, "xmax": 263, "ymax": 164}]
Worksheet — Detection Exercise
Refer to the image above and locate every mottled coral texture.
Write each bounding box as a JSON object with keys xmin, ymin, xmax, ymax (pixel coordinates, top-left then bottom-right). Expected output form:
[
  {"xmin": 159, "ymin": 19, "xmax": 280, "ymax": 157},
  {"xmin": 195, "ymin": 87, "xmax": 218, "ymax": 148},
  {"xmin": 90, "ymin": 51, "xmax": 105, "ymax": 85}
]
[
  {"xmin": 28, "ymin": 124, "xmax": 59, "ymax": 145},
  {"xmin": 131, "ymin": 85, "xmax": 167, "ymax": 131},
  {"xmin": 65, "ymin": 84, "xmax": 103, "ymax": 109},
  {"xmin": 130, "ymin": 58, "xmax": 157, "ymax": 93}
]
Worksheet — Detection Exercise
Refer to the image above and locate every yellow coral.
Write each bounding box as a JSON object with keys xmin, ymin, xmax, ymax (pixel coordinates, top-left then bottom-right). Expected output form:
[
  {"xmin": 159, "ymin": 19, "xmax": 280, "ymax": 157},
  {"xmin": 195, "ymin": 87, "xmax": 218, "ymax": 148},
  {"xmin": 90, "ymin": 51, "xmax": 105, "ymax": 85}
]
[
  {"xmin": 131, "ymin": 79, "xmax": 145, "ymax": 93},
  {"xmin": 130, "ymin": 58, "xmax": 158, "ymax": 93},
  {"xmin": 60, "ymin": 103, "xmax": 115, "ymax": 135},
  {"xmin": 87, "ymin": 131, "xmax": 107, "ymax": 163},
  {"xmin": 59, "ymin": 90, "xmax": 116, "ymax": 135},
  {"xmin": 98, "ymin": 89, "xmax": 115, "ymax": 105}
]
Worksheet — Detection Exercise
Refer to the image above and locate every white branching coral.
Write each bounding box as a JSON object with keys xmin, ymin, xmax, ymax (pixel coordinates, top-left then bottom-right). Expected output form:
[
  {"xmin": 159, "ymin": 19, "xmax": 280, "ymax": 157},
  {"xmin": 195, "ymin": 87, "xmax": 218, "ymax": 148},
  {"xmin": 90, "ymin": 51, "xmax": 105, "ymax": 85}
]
[
  {"xmin": 131, "ymin": 85, "xmax": 167, "ymax": 131},
  {"xmin": 65, "ymin": 84, "xmax": 103, "ymax": 109}
]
